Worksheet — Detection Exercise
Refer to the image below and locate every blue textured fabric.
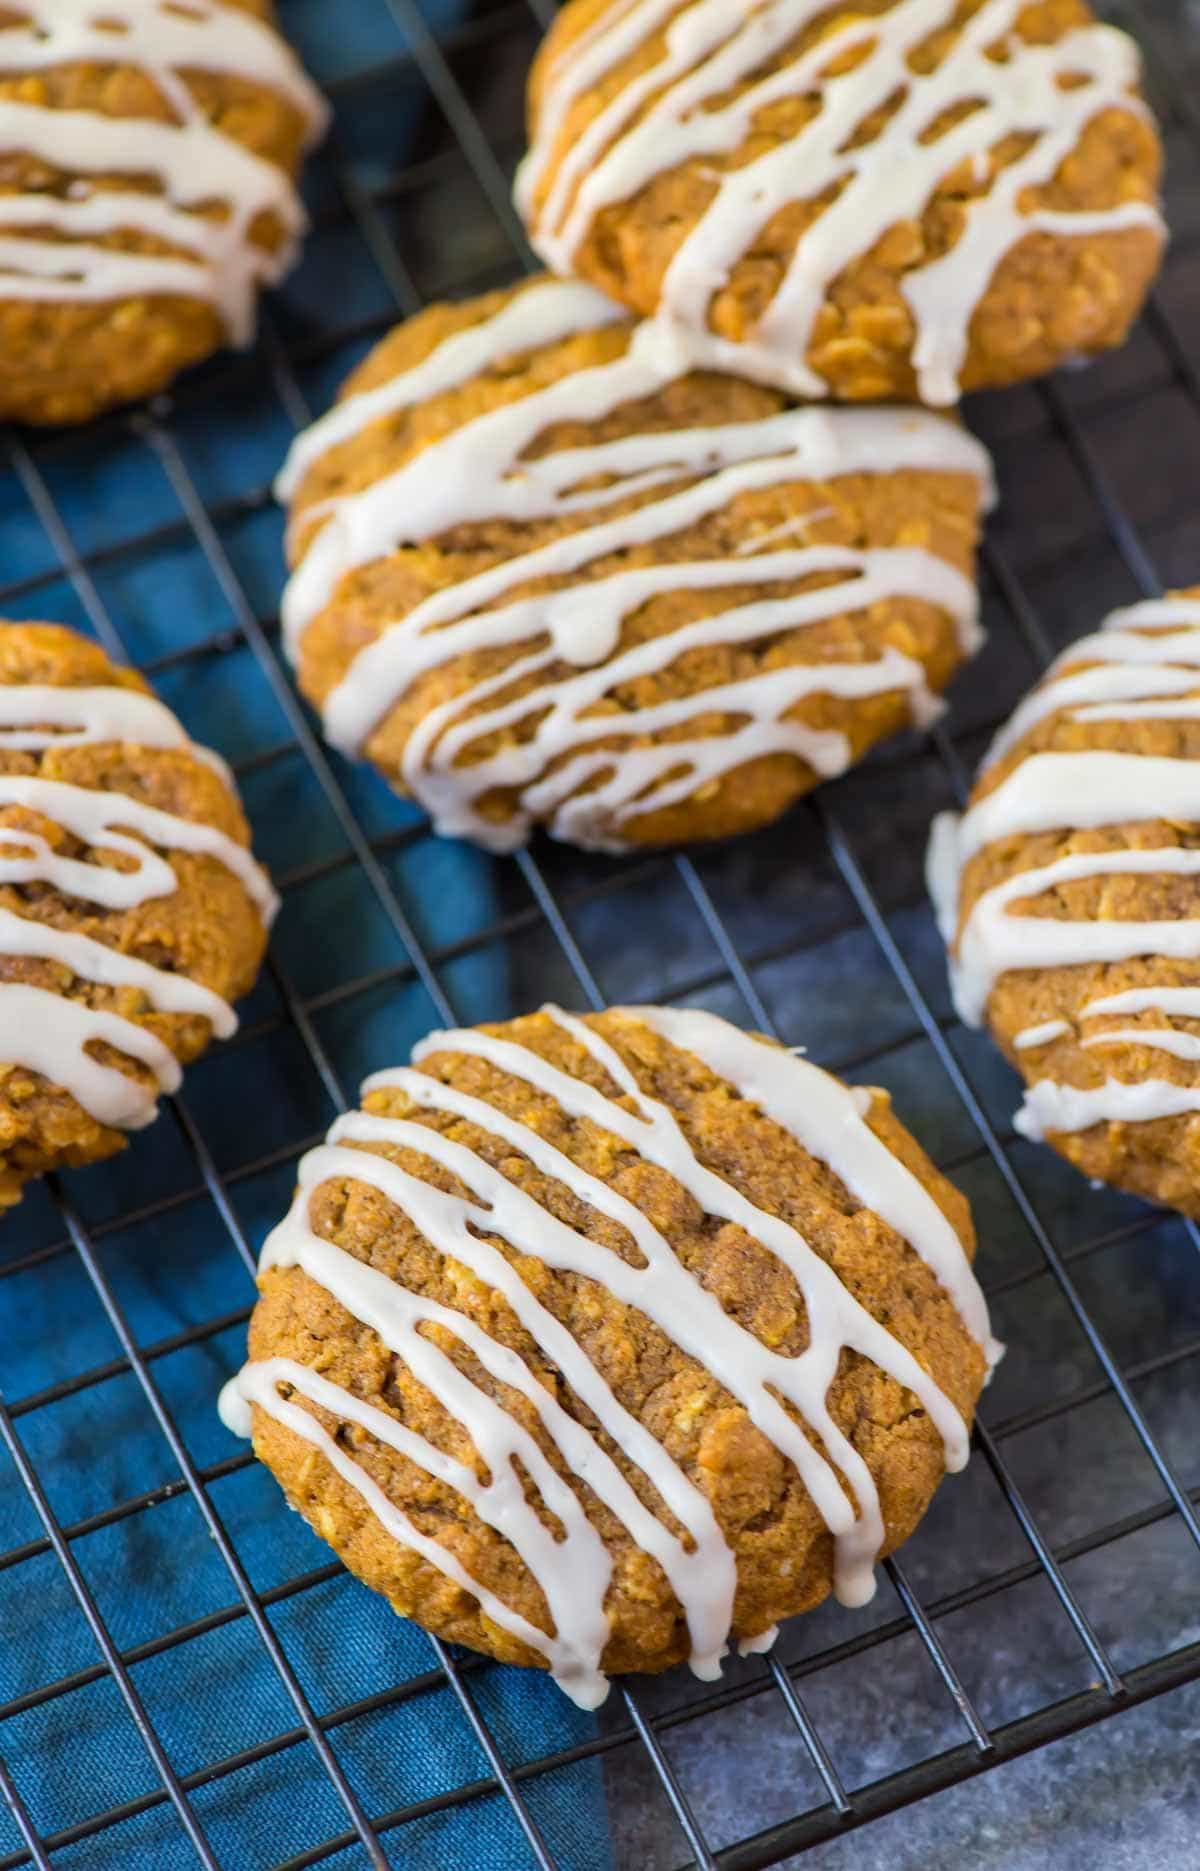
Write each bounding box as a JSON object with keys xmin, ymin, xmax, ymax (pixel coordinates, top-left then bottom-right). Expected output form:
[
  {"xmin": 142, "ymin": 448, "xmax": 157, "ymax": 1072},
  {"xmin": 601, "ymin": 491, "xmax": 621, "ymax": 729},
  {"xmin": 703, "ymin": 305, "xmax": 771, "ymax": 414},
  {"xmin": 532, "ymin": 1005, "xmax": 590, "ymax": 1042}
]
[{"xmin": 0, "ymin": 1, "xmax": 612, "ymax": 1864}]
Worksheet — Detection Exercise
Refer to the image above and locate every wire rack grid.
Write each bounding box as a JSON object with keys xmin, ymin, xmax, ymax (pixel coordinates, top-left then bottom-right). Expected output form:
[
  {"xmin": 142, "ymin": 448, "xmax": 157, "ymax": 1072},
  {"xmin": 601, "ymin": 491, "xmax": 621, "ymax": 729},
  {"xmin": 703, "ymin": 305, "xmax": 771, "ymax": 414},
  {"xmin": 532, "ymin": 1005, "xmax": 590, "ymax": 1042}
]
[{"xmin": 0, "ymin": 0, "xmax": 1199, "ymax": 1866}]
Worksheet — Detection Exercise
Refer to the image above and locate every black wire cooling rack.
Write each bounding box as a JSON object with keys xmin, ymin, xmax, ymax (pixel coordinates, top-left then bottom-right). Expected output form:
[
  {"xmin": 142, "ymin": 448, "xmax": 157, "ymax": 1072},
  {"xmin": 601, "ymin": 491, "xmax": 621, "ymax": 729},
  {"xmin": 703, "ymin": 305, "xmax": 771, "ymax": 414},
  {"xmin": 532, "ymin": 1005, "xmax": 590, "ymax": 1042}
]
[{"xmin": 2, "ymin": 1, "xmax": 1200, "ymax": 1867}]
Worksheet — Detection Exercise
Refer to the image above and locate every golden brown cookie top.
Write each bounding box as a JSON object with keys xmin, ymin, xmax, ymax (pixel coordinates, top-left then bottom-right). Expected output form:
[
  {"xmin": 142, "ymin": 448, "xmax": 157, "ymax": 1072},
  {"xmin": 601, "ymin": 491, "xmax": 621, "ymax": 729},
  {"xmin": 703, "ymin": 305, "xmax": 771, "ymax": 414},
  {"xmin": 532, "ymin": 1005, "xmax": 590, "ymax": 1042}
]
[
  {"xmin": 517, "ymin": 0, "xmax": 1164, "ymax": 403},
  {"xmin": 224, "ymin": 1004, "xmax": 993, "ymax": 1702},
  {"xmin": 0, "ymin": 618, "xmax": 276, "ymax": 1155},
  {"xmin": 0, "ymin": 0, "xmax": 326, "ymax": 324},
  {"xmin": 929, "ymin": 587, "xmax": 1200, "ymax": 1171},
  {"xmin": 278, "ymin": 276, "xmax": 994, "ymax": 851}
]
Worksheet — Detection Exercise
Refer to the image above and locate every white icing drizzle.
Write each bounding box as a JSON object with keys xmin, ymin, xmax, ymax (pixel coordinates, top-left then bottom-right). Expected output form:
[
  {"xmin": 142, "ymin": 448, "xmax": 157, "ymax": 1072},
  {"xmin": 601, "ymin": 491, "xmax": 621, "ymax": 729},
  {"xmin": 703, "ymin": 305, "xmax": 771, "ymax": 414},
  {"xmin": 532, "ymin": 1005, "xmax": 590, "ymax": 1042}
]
[
  {"xmin": 0, "ymin": 683, "xmax": 233, "ymax": 784},
  {"xmin": 1085, "ymin": 985, "xmax": 1200, "ymax": 1019},
  {"xmin": 952, "ymin": 752, "xmax": 1200, "ymax": 873},
  {"xmin": 982, "ymin": 605, "xmax": 1200, "ymax": 771},
  {"xmin": 399, "ymin": 554, "xmax": 971, "ymax": 853},
  {"xmin": 0, "ymin": 774, "xmax": 277, "ymax": 918},
  {"xmin": 225, "ymin": 1354, "xmax": 614, "ymax": 1692},
  {"xmin": 1012, "ymin": 1019, "xmax": 1069, "ymax": 1051},
  {"xmin": 0, "ymin": 0, "xmax": 328, "ymax": 344},
  {"xmin": 630, "ymin": 1004, "xmax": 997, "ymax": 1361},
  {"xmin": 732, "ymin": 509, "xmax": 834, "ymax": 555},
  {"xmin": 0, "ymin": 981, "xmax": 182, "ymax": 1127},
  {"xmin": 1015, "ymin": 993, "xmax": 1200, "ymax": 1061},
  {"xmin": 281, "ymin": 291, "xmax": 992, "ymax": 851},
  {"xmin": 517, "ymin": 0, "xmax": 1162, "ymax": 406},
  {"xmin": 0, "ymin": 674, "xmax": 276, "ymax": 1135},
  {"xmin": 929, "ymin": 595, "xmax": 1200, "ymax": 1138},
  {"xmin": 274, "ymin": 279, "xmax": 625, "ymax": 503},
  {"xmin": 936, "ymin": 845, "xmax": 1200, "ymax": 1028},
  {"xmin": 222, "ymin": 1004, "xmax": 991, "ymax": 1706},
  {"xmin": 1082, "ymin": 1027, "xmax": 1200, "ymax": 1062},
  {"xmin": 737, "ymin": 1626, "xmax": 779, "ymax": 1657},
  {"xmin": 1014, "ymin": 1075, "xmax": 1200, "ymax": 1142}
]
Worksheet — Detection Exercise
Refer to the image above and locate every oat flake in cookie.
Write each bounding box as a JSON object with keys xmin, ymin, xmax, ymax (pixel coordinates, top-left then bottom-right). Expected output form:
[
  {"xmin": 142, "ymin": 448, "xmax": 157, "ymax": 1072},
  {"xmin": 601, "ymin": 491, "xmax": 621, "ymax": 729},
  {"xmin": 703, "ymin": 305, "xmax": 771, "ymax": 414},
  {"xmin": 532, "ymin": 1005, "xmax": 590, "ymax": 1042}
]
[
  {"xmin": 278, "ymin": 276, "xmax": 993, "ymax": 853},
  {"xmin": 0, "ymin": 622, "xmax": 277, "ymax": 1208},
  {"xmin": 221, "ymin": 1004, "xmax": 995, "ymax": 1706},
  {"xmin": 0, "ymin": 0, "xmax": 328, "ymax": 425},
  {"xmin": 929, "ymin": 587, "xmax": 1200, "ymax": 1216},
  {"xmin": 517, "ymin": 0, "xmax": 1165, "ymax": 406}
]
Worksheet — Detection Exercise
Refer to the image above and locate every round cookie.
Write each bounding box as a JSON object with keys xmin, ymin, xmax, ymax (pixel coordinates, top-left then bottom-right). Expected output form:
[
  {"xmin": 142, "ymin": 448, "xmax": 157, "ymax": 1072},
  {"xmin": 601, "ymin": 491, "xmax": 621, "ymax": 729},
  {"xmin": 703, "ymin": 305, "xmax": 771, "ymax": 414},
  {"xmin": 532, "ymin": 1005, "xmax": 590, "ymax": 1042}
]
[
  {"xmin": 0, "ymin": 621, "xmax": 277, "ymax": 1207},
  {"xmin": 0, "ymin": 0, "xmax": 328, "ymax": 426},
  {"xmin": 221, "ymin": 1002, "xmax": 995, "ymax": 1703},
  {"xmin": 517, "ymin": 0, "xmax": 1165, "ymax": 406},
  {"xmin": 929, "ymin": 588, "xmax": 1200, "ymax": 1215},
  {"xmin": 278, "ymin": 276, "xmax": 993, "ymax": 853}
]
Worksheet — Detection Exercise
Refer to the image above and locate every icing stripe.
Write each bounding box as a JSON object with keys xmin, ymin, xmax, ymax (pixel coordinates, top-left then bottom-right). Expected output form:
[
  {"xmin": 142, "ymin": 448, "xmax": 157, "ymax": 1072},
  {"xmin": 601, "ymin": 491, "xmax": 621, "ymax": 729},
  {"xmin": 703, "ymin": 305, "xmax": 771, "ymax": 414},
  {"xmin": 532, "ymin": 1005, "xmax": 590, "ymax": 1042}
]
[
  {"xmin": 281, "ymin": 295, "xmax": 992, "ymax": 850},
  {"xmin": 0, "ymin": 0, "xmax": 327, "ymax": 343},
  {"xmin": 1082, "ymin": 1027, "xmax": 1200, "ymax": 1062},
  {"xmin": 1085, "ymin": 986, "xmax": 1200, "ymax": 1019},
  {"xmin": 396, "ymin": 548, "xmax": 976, "ymax": 853},
  {"xmin": 0, "ymin": 775, "xmax": 277, "ymax": 920},
  {"xmin": 227, "ymin": 1357, "xmax": 604, "ymax": 1696},
  {"xmin": 223, "ymin": 1006, "xmax": 990, "ymax": 1705},
  {"xmin": 628, "ymin": 1004, "xmax": 998, "ymax": 1359},
  {"xmin": 1012, "ymin": 1020, "xmax": 1070, "ymax": 1051},
  {"xmin": 0, "ymin": 904, "xmax": 235, "ymax": 1037},
  {"xmin": 952, "ymin": 752, "xmax": 1200, "ymax": 874},
  {"xmin": 519, "ymin": 0, "xmax": 1162, "ymax": 405},
  {"xmin": 0, "ymin": 984, "xmax": 181, "ymax": 1127},
  {"xmin": 0, "ymin": 675, "xmax": 275, "ymax": 1134},
  {"xmin": 937, "ymin": 844, "xmax": 1200, "ymax": 1027},
  {"xmin": 275, "ymin": 279, "xmax": 625, "ymax": 502},
  {"xmin": 1015, "ymin": 998, "xmax": 1200, "ymax": 1060},
  {"xmin": 1015, "ymin": 1075, "xmax": 1200, "ymax": 1141},
  {"xmin": 0, "ymin": 0, "xmax": 326, "ymax": 122},
  {"xmin": 0, "ymin": 683, "xmax": 234, "ymax": 784}
]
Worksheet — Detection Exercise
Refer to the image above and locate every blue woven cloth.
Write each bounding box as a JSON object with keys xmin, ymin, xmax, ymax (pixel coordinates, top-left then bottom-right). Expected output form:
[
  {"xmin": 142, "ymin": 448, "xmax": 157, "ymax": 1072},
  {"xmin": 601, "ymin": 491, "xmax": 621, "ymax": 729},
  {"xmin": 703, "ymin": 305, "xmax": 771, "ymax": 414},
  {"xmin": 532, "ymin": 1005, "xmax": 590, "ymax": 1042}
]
[{"xmin": 0, "ymin": 1, "xmax": 613, "ymax": 1862}]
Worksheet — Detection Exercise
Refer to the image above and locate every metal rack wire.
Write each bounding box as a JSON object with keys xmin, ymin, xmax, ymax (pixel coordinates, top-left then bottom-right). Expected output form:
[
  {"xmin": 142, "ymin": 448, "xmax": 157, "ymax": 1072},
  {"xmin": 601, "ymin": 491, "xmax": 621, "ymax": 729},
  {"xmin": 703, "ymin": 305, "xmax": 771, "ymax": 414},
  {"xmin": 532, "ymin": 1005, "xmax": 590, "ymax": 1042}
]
[{"xmin": 0, "ymin": 0, "xmax": 1199, "ymax": 1866}]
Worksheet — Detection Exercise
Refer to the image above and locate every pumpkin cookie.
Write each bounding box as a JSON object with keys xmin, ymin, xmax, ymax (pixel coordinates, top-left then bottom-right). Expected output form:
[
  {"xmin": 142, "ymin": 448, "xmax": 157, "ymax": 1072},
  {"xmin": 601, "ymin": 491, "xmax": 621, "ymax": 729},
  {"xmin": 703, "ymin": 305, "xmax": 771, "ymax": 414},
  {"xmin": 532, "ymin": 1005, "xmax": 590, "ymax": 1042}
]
[
  {"xmin": 222, "ymin": 1003, "xmax": 995, "ymax": 1703},
  {"xmin": 279, "ymin": 276, "xmax": 993, "ymax": 852},
  {"xmin": 517, "ymin": 0, "xmax": 1164, "ymax": 405},
  {"xmin": 0, "ymin": 621, "xmax": 276, "ymax": 1207},
  {"xmin": 929, "ymin": 588, "xmax": 1200, "ymax": 1214},
  {"xmin": 0, "ymin": 0, "xmax": 327, "ymax": 424}
]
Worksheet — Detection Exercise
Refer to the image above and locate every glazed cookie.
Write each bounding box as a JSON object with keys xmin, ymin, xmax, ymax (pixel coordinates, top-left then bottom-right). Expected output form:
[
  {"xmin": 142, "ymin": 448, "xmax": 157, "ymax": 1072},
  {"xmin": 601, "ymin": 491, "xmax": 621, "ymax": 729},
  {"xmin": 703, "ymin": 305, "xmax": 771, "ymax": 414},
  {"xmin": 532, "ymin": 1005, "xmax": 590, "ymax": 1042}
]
[
  {"xmin": 278, "ymin": 277, "xmax": 993, "ymax": 853},
  {"xmin": 221, "ymin": 1003, "xmax": 995, "ymax": 1703},
  {"xmin": 0, "ymin": 0, "xmax": 328, "ymax": 425},
  {"xmin": 929, "ymin": 589, "xmax": 1200, "ymax": 1215},
  {"xmin": 517, "ymin": 0, "xmax": 1165, "ymax": 405},
  {"xmin": 0, "ymin": 622, "xmax": 276, "ymax": 1207}
]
